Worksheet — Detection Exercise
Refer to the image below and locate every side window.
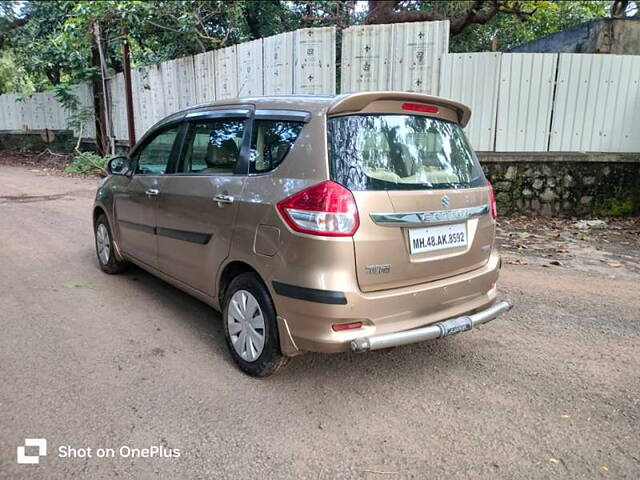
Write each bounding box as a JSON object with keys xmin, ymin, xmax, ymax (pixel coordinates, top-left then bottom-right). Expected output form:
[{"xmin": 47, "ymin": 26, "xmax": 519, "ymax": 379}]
[
  {"xmin": 181, "ymin": 119, "xmax": 246, "ymax": 174},
  {"xmin": 135, "ymin": 127, "xmax": 180, "ymax": 175},
  {"xmin": 249, "ymin": 120, "xmax": 303, "ymax": 173}
]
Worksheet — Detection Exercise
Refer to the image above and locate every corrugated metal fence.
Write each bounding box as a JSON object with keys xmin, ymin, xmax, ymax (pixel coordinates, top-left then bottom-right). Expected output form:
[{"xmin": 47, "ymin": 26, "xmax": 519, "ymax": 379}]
[
  {"xmin": 440, "ymin": 51, "xmax": 640, "ymax": 152},
  {"xmin": 111, "ymin": 27, "xmax": 336, "ymax": 140},
  {"xmin": 1, "ymin": 21, "xmax": 639, "ymax": 153}
]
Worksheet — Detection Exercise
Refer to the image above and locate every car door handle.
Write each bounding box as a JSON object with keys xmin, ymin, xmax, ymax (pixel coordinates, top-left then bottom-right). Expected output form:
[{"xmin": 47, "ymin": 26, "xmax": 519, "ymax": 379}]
[
  {"xmin": 214, "ymin": 194, "xmax": 234, "ymax": 204},
  {"xmin": 145, "ymin": 188, "xmax": 160, "ymax": 196}
]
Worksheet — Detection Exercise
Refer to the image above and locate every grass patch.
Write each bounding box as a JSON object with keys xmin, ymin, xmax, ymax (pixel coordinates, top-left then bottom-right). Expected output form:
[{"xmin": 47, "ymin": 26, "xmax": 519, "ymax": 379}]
[{"xmin": 66, "ymin": 152, "xmax": 109, "ymax": 176}]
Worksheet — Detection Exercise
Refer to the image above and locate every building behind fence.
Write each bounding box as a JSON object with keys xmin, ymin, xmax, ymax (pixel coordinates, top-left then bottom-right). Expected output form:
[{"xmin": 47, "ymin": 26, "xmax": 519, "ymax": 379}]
[{"xmin": 1, "ymin": 21, "xmax": 640, "ymax": 154}]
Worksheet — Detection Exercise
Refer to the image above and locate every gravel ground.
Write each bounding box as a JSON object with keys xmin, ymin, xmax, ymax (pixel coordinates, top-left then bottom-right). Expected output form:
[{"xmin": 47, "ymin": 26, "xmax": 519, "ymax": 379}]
[{"xmin": 1, "ymin": 165, "xmax": 639, "ymax": 479}]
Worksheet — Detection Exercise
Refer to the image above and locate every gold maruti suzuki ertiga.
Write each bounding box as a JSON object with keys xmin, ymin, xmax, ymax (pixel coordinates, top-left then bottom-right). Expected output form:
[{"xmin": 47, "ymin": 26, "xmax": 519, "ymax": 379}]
[{"xmin": 93, "ymin": 92, "xmax": 512, "ymax": 377}]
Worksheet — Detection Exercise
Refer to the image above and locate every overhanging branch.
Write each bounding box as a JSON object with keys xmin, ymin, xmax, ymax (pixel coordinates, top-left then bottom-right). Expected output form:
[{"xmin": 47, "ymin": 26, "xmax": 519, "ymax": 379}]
[{"xmin": 365, "ymin": 0, "xmax": 536, "ymax": 35}]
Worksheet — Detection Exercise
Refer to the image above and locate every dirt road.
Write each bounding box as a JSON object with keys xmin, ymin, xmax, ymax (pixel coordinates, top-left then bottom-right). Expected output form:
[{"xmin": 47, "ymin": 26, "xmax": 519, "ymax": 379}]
[{"xmin": 1, "ymin": 165, "xmax": 639, "ymax": 479}]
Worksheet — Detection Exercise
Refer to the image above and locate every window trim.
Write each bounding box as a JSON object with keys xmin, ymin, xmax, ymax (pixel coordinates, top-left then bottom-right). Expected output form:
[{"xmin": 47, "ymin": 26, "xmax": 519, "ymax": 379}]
[
  {"xmin": 254, "ymin": 109, "xmax": 311, "ymax": 123},
  {"xmin": 130, "ymin": 122, "xmax": 186, "ymax": 176}
]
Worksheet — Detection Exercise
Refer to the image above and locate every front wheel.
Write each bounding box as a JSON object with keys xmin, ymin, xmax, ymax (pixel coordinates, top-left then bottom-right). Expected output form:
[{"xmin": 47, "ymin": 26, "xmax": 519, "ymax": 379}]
[
  {"xmin": 222, "ymin": 273, "xmax": 289, "ymax": 377},
  {"xmin": 94, "ymin": 214, "xmax": 128, "ymax": 274}
]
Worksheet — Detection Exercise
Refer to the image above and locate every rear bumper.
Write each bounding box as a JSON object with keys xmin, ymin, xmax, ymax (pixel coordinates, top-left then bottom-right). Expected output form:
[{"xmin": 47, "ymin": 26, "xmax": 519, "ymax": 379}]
[
  {"xmin": 350, "ymin": 300, "xmax": 512, "ymax": 352},
  {"xmin": 275, "ymin": 251, "xmax": 503, "ymax": 354}
]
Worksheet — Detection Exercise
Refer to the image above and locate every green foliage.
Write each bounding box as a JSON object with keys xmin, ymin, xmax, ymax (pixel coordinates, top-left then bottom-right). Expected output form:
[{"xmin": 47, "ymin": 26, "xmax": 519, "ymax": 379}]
[
  {"xmin": 5, "ymin": 1, "xmax": 93, "ymax": 88},
  {"xmin": 596, "ymin": 189, "xmax": 637, "ymax": 216},
  {"xmin": 0, "ymin": 49, "xmax": 33, "ymax": 93},
  {"xmin": 451, "ymin": 1, "xmax": 610, "ymax": 52},
  {"xmin": 50, "ymin": 83, "xmax": 94, "ymax": 134},
  {"xmin": 66, "ymin": 151, "xmax": 109, "ymax": 176}
]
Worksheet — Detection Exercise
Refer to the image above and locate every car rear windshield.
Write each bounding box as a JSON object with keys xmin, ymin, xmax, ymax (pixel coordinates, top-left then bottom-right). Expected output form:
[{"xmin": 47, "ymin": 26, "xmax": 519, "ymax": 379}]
[{"xmin": 327, "ymin": 114, "xmax": 485, "ymax": 191}]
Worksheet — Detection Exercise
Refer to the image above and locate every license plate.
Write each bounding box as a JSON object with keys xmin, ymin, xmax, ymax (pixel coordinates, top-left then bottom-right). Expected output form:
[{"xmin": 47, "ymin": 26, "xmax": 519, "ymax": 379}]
[{"xmin": 408, "ymin": 223, "xmax": 467, "ymax": 254}]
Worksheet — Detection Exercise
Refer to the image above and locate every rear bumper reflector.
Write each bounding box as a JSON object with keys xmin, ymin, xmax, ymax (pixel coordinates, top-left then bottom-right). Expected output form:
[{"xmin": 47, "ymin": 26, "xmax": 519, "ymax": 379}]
[{"xmin": 350, "ymin": 300, "xmax": 513, "ymax": 352}]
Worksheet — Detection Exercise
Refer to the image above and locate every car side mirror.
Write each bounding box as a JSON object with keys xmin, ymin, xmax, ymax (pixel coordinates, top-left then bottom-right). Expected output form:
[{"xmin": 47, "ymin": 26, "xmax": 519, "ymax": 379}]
[{"xmin": 107, "ymin": 156, "xmax": 131, "ymax": 176}]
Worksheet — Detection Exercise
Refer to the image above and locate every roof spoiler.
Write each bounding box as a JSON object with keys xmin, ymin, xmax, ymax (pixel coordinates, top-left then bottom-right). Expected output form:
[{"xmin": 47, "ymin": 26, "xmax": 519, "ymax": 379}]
[{"xmin": 327, "ymin": 91, "xmax": 471, "ymax": 127}]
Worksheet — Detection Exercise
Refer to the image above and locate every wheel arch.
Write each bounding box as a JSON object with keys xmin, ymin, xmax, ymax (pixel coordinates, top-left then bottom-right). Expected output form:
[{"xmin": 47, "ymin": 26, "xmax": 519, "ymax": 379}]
[
  {"xmin": 93, "ymin": 205, "xmax": 107, "ymax": 227},
  {"xmin": 217, "ymin": 260, "xmax": 267, "ymax": 308},
  {"xmin": 93, "ymin": 204, "xmax": 126, "ymax": 262}
]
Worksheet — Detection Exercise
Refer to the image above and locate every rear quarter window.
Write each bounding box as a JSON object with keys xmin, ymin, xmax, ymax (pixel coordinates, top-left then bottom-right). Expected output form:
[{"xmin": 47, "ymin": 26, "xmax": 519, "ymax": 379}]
[{"xmin": 249, "ymin": 120, "xmax": 303, "ymax": 173}]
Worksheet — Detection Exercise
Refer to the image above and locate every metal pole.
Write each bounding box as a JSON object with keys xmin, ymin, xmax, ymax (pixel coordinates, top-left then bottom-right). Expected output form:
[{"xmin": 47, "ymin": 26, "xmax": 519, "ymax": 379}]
[{"xmin": 122, "ymin": 33, "xmax": 136, "ymax": 148}]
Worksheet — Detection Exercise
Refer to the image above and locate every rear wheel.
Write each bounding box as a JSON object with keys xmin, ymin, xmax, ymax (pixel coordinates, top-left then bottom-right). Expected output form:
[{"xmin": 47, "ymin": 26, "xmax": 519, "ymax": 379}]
[
  {"xmin": 94, "ymin": 214, "xmax": 128, "ymax": 274},
  {"xmin": 222, "ymin": 273, "xmax": 289, "ymax": 377}
]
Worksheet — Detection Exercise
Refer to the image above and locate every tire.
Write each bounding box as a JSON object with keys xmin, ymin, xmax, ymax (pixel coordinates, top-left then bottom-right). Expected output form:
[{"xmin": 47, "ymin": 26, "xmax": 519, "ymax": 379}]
[
  {"xmin": 222, "ymin": 272, "xmax": 289, "ymax": 377},
  {"xmin": 94, "ymin": 214, "xmax": 128, "ymax": 274}
]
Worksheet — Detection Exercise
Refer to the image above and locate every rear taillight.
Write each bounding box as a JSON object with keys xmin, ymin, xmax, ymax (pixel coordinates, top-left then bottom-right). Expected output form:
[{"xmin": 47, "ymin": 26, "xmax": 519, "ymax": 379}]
[
  {"xmin": 276, "ymin": 181, "xmax": 359, "ymax": 237},
  {"xmin": 488, "ymin": 182, "xmax": 497, "ymax": 219}
]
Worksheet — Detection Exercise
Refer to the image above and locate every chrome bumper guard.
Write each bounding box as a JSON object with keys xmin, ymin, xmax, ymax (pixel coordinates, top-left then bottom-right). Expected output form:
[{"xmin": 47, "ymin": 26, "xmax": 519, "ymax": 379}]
[{"xmin": 350, "ymin": 300, "xmax": 513, "ymax": 353}]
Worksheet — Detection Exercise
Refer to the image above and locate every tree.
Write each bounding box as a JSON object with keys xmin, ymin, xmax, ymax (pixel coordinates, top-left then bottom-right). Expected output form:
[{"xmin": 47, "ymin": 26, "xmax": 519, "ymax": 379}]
[
  {"xmin": 451, "ymin": 1, "xmax": 610, "ymax": 52},
  {"xmin": 364, "ymin": 1, "xmax": 537, "ymax": 33}
]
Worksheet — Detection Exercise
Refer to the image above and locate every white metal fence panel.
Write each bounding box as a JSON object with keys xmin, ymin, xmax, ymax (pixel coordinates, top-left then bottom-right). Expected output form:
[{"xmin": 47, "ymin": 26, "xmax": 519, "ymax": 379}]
[
  {"xmin": 0, "ymin": 84, "xmax": 94, "ymax": 138},
  {"xmin": 72, "ymin": 83, "xmax": 96, "ymax": 139},
  {"xmin": 147, "ymin": 65, "xmax": 168, "ymax": 131},
  {"xmin": 159, "ymin": 60, "xmax": 181, "ymax": 116},
  {"xmin": 6, "ymin": 84, "xmax": 82, "ymax": 138},
  {"xmin": 550, "ymin": 54, "xmax": 640, "ymax": 152},
  {"xmin": 263, "ymin": 32, "xmax": 294, "ymax": 95},
  {"xmin": 193, "ymin": 50, "xmax": 216, "ymax": 103},
  {"xmin": 341, "ymin": 24, "xmax": 393, "ymax": 93},
  {"xmin": 109, "ymin": 73, "xmax": 128, "ymax": 140},
  {"xmin": 132, "ymin": 66, "xmax": 157, "ymax": 135},
  {"xmin": 440, "ymin": 52, "xmax": 501, "ymax": 151},
  {"xmin": 215, "ymin": 46, "xmax": 238, "ymax": 100},
  {"xmin": 293, "ymin": 27, "xmax": 336, "ymax": 94},
  {"xmin": 0, "ymin": 94, "xmax": 20, "ymax": 130},
  {"xmin": 237, "ymin": 39, "xmax": 264, "ymax": 97},
  {"xmin": 495, "ymin": 53, "xmax": 557, "ymax": 152},
  {"xmin": 175, "ymin": 56, "xmax": 197, "ymax": 109},
  {"xmin": 44, "ymin": 92, "xmax": 66, "ymax": 131},
  {"xmin": 391, "ymin": 20, "xmax": 449, "ymax": 94}
]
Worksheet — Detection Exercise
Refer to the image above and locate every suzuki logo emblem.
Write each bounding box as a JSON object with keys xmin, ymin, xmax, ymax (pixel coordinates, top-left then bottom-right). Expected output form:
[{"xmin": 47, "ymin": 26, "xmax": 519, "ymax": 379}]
[{"xmin": 441, "ymin": 195, "xmax": 450, "ymax": 208}]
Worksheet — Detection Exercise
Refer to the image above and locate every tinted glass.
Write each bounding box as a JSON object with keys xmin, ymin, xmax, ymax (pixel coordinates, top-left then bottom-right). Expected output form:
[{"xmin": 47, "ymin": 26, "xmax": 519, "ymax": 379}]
[
  {"xmin": 249, "ymin": 120, "xmax": 303, "ymax": 173},
  {"xmin": 328, "ymin": 115, "xmax": 485, "ymax": 190},
  {"xmin": 181, "ymin": 120, "xmax": 246, "ymax": 174},
  {"xmin": 135, "ymin": 127, "xmax": 179, "ymax": 175}
]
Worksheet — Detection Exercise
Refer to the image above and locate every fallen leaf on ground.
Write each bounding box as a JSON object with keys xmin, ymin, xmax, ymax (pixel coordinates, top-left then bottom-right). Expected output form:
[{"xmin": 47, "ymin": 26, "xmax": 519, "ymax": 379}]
[
  {"xmin": 549, "ymin": 458, "xmax": 560, "ymax": 464},
  {"xmin": 549, "ymin": 260, "xmax": 562, "ymax": 266},
  {"xmin": 606, "ymin": 261, "xmax": 623, "ymax": 268},
  {"xmin": 507, "ymin": 259, "xmax": 528, "ymax": 265},
  {"xmin": 601, "ymin": 465, "xmax": 609, "ymax": 472}
]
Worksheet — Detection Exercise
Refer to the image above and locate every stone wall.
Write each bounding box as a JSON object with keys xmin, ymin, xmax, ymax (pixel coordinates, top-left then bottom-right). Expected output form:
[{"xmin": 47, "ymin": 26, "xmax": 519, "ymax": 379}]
[{"xmin": 479, "ymin": 153, "xmax": 640, "ymax": 217}]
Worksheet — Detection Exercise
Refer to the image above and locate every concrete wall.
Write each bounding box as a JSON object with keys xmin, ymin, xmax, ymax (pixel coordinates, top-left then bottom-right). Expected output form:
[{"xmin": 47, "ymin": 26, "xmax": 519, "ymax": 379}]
[
  {"xmin": 480, "ymin": 153, "xmax": 640, "ymax": 217},
  {"xmin": 510, "ymin": 19, "xmax": 640, "ymax": 55}
]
